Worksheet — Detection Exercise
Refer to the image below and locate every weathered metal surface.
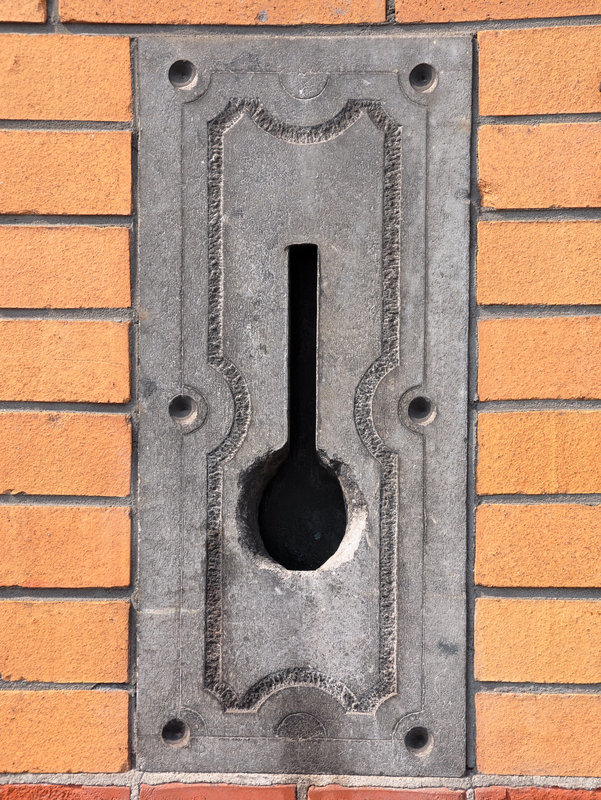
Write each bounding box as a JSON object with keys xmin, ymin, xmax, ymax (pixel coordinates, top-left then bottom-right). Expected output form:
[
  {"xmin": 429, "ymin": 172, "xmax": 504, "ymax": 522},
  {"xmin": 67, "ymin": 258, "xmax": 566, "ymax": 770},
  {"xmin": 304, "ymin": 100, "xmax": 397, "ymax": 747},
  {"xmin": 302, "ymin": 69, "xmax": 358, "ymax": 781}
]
[{"xmin": 137, "ymin": 34, "xmax": 471, "ymax": 776}]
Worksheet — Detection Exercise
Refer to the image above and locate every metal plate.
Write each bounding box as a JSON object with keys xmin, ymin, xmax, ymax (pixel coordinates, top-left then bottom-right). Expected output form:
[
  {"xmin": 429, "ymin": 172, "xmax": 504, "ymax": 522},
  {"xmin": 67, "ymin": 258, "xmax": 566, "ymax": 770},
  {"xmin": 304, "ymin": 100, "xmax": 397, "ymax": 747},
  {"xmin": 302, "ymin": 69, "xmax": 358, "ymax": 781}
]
[{"xmin": 137, "ymin": 34, "xmax": 472, "ymax": 776}]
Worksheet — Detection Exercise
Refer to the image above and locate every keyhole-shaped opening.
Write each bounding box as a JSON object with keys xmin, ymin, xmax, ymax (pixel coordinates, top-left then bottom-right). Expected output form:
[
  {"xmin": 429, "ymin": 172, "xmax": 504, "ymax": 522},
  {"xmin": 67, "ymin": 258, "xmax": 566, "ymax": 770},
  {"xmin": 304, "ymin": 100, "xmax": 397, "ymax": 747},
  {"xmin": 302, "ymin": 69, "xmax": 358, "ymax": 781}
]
[{"xmin": 258, "ymin": 244, "xmax": 347, "ymax": 570}]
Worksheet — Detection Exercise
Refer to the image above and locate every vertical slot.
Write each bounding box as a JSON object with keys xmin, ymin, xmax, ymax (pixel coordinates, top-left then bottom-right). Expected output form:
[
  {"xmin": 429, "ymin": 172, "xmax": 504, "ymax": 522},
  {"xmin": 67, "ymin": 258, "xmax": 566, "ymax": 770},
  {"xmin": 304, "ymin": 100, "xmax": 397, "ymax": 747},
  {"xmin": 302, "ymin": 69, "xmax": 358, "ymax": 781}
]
[{"xmin": 258, "ymin": 244, "xmax": 347, "ymax": 570}]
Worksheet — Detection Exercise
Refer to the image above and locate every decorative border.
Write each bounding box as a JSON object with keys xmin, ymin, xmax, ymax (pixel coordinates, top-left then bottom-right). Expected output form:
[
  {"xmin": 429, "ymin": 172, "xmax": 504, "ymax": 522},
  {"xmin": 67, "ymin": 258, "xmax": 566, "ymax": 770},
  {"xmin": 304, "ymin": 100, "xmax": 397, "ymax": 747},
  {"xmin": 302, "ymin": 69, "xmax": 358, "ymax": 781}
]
[{"xmin": 203, "ymin": 99, "xmax": 402, "ymax": 713}]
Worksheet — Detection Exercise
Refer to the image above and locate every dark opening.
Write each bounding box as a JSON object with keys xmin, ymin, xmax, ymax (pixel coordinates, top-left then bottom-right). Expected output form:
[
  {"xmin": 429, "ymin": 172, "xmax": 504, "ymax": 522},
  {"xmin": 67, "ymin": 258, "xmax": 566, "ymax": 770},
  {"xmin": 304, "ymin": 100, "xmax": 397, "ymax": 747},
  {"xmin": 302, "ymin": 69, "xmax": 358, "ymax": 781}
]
[
  {"xmin": 404, "ymin": 726, "xmax": 431, "ymax": 753},
  {"xmin": 258, "ymin": 244, "xmax": 346, "ymax": 570},
  {"xmin": 408, "ymin": 395, "xmax": 433, "ymax": 422},
  {"xmin": 161, "ymin": 718, "xmax": 189, "ymax": 745},
  {"xmin": 168, "ymin": 60, "xmax": 197, "ymax": 88},
  {"xmin": 168, "ymin": 393, "xmax": 195, "ymax": 420},
  {"xmin": 409, "ymin": 63, "xmax": 436, "ymax": 92}
]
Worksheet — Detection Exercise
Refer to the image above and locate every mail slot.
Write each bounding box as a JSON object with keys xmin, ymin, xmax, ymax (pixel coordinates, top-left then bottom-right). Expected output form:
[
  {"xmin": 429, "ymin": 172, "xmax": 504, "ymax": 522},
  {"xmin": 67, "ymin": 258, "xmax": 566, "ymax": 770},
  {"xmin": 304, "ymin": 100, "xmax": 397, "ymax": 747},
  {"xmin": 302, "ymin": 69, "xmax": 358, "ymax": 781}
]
[{"xmin": 136, "ymin": 34, "xmax": 471, "ymax": 776}]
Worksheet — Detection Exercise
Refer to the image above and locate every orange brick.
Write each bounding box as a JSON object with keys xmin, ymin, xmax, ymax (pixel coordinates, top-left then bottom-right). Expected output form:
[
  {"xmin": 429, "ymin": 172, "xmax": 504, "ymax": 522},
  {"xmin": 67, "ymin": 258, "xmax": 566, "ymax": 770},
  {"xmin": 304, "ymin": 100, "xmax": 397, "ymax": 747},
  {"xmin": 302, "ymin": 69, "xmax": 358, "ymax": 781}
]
[
  {"xmin": 0, "ymin": 36, "xmax": 131, "ymax": 121},
  {"xmin": 0, "ymin": 131, "xmax": 131, "ymax": 215},
  {"xmin": 476, "ymin": 504, "xmax": 601, "ymax": 588},
  {"xmin": 60, "ymin": 0, "xmax": 384, "ymax": 24},
  {"xmin": 0, "ymin": 788, "xmax": 129, "ymax": 800},
  {"xmin": 476, "ymin": 790, "xmax": 601, "ymax": 800},
  {"xmin": 479, "ymin": 28, "xmax": 601, "ymax": 116},
  {"xmin": 0, "ymin": 505, "xmax": 130, "ymax": 588},
  {"xmin": 476, "ymin": 692, "xmax": 601, "ymax": 776},
  {"xmin": 141, "ymin": 787, "xmax": 297, "ymax": 800},
  {"xmin": 0, "ymin": 690, "xmax": 128, "ymax": 772},
  {"xmin": 477, "ymin": 221, "xmax": 601, "ymax": 306},
  {"xmin": 309, "ymin": 789, "xmax": 465, "ymax": 800},
  {"xmin": 398, "ymin": 0, "xmax": 601, "ymax": 22},
  {"xmin": 0, "ymin": 600, "xmax": 128, "ymax": 683},
  {"xmin": 0, "ymin": 0, "xmax": 45, "ymax": 21},
  {"xmin": 478, "ymin": 317, "xmax": 601, "ymax": 400},
  {"xmin": 0, "ymin": 226, "xmax": 131, "ymax": 309},
  {"xmin": 475, "ymin": 598, "xmax": 601, "ymax": 683},
  {"xmin": 0, "ymin": 412, "xmax": 131, "ymax": 497},
  {"xmin": 0, "ymin": 320, "xmax": 130, "ymax": 403},
  {"xmin": 477, "ymin": 410, "xmax": 601, "ymax": 495},
  {"xmin": 479, "ymin": 123, "xmax": 601, "ymax": 209}
]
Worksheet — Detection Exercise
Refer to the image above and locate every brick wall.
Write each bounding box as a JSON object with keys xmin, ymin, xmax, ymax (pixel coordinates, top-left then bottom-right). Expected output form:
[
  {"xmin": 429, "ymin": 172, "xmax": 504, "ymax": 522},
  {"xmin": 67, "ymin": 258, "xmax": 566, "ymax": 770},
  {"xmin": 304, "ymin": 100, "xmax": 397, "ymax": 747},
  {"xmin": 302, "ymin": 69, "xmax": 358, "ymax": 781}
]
[
  {"xmin": 475, "ymin": 23, "xmax": 601, "ymax": 780},
  {"xmin": 0, "ymin": 12, "xmax": 133, "ymax": 774},
  {"xmin": 1, "ymin": 0, "xmax": 601, "ymax": 797}
]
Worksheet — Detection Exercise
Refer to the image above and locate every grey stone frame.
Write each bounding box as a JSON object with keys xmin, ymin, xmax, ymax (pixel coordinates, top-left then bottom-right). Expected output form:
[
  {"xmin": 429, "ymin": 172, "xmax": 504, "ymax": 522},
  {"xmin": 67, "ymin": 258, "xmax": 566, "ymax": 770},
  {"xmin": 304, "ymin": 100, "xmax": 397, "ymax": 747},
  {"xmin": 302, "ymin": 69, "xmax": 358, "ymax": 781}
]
[{"xmin": 136, "ymin": 34, "xmax": 472, "ymax": 776}]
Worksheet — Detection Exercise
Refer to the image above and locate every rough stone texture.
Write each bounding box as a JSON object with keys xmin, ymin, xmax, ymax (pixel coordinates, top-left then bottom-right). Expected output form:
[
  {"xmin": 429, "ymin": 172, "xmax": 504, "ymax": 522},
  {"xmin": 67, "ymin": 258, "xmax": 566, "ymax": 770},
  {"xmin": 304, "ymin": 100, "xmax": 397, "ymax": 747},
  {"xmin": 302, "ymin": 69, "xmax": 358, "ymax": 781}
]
[
  {"xmin": 476, "ymin": 693, "xmax": 601, "ymax": 776},
  {"xmin": 0, "ymin": 35, "xmax": 131, "ymax": 121},
  {"xmin": 475, "ymin": 598, "xmax": 601, "ymax": 683},
  {"xmin": 477, "ymin": 221, "xmax": 601, "ymax": 306},
  {"xmin": 478, "ymin": 317, "xmax": 601, "ymax": 400},
  {"xmin": 397, "ymin": 0, "xmax": 601, "ymax": 22},
  {"xmin": 477, "ymin": 411, "xmax": 601, "ymax": 495},
  {"xmin": 479, "ymin": 27, "xmax": 601, "ymax": 116},
  {"xmin": 0, "ymin": 790, "xmax": 128, "ymax": 800},
  {"xmin": 141, "ymin": 786, "xmax": 296, "ymax": 800},
  {"xmin": 0, "ymin": 0, "xmax": 45, "ymax": 21},
  {"xmin": 476, "ymin": 503, "xmax": 601, "ymax": 588},
  {"xmin": 0, "ymin": 226, "xmax": 131, "ymax": 309},
  {"xmin": 137, "ymin": 34, "xmax": 471, "ymax": 776},
  {"xmin": 0, "ymin": 320, "xmax": 130, "ymax": 403},
  {"xmin": 0, "ymin": 412, "xmax": 131, "ymax": 497},
  {"xmin": 309, "ymin": 789, "xmax": 466, "ymax": 800},
  {"xmin": 0, "ymin": 505, "xmax": 130, "ymax": 588},
  {"xmin": 476, "ymin": 790, "xmax": 601, "ymax": 800},
  {"xmin": 479, "ymin": 123, "xmax": 601, "ymax": 209},
  {"xmin": 0, "ymin": 600, "xmax": 129, "ymax": 683},
  {"xmin": 0, "ymin": 690, "xmax": 129, "ymax": 773},
  {"xmin": 0, "ymin": 131, "xmax": 131, "ymax": 215},
  {"xmin": 60, "ymin": 0, "xmax": 385, "ymax": 24}
]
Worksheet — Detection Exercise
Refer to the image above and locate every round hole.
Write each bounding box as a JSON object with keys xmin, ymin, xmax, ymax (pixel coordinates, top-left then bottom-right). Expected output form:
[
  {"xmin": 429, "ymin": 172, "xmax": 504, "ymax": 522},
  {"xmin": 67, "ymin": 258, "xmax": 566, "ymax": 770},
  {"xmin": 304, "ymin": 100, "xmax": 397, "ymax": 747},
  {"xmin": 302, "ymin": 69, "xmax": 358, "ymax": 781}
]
[
  {"xmin": 409, "ymin": 63, "xmax": 437, "ymax": 92},
  {"xmin": 407, "ymin": 395, "xmax": 434, "ymax": 424},
  {"xmin": 168, "ymin": 60, "xmax": 197, "ymax": 88},
  {"xmin": 168, "ymin": 394, "xmax": 196, "ymax": 420},
  {"xmin": 404, "ymin": 725, "xmax": 431, "ymax": 753},
  {"xmin": 161, "ymin": 718, "xmax": 189, "ymax": 746}
]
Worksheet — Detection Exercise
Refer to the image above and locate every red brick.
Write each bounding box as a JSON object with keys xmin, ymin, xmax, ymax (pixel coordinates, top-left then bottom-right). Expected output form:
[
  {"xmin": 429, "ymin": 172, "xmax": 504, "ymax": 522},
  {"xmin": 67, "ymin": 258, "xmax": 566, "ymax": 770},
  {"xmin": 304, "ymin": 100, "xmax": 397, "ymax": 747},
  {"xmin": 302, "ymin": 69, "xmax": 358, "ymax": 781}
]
[
  {"xmin": 0, "ymin": 789, "xmax": 129, "ymax": 800},
  {"xmin": 309, "ymin": 790, "xmax": 465, "ymax": 800},
  {"xmin": 141, "ymin": 787, "xmax": 296, "ymax": 800},
  {"xmin": 476, "ymin": 790, "xmax": 601, "ymax": 800}
]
